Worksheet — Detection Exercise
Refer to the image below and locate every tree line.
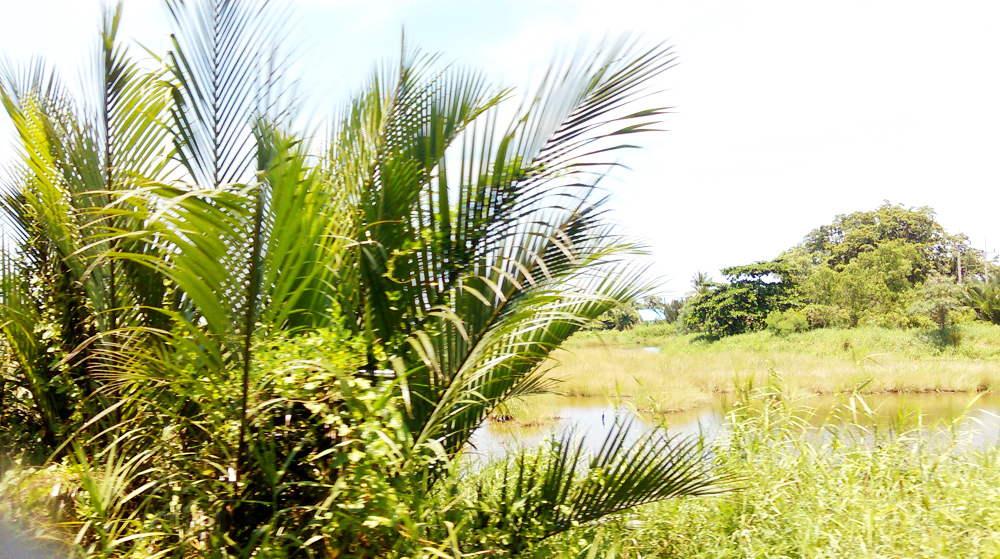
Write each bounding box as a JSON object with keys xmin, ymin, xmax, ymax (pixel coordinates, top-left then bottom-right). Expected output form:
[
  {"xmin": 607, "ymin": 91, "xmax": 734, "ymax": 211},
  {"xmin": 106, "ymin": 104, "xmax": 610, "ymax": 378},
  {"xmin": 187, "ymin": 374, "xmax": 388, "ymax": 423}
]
[{"xmin": 598, "ymin": 202, "xmax": 1000, "ymax": 339}]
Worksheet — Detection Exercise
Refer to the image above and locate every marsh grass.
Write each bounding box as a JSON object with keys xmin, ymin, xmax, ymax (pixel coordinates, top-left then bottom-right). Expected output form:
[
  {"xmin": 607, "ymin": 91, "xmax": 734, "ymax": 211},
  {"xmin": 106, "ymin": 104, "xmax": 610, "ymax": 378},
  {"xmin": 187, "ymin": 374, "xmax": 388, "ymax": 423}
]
[
  {"xmin": 550, "ymin": 323, "xmax": 1000, "ymax": 412},
  {"xmin": 571, "ymin": 323, "xmax": 1000, "ymax": 359},
  {"xmin": 531, "ymin": 389, "xmax": 1000, "ymax": 559}
]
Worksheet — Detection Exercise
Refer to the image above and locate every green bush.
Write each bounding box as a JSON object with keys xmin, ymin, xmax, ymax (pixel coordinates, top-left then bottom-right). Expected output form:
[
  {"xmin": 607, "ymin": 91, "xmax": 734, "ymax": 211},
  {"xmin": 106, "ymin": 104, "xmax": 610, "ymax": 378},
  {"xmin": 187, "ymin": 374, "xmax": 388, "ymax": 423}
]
[
  {"xmin": 800, "ymin": 303, "xmax": 849, "ymax": 329},
  {"xmin": 910, "ymin": 273, "xmax": 966, "ymax": 329},
  {"xmin": 967, "ymin": 274, "xmax": 1000, "ymax": 324},
  {"xmin": 764, "ymin": 309, "xmax": 808, "ymax": 336}
]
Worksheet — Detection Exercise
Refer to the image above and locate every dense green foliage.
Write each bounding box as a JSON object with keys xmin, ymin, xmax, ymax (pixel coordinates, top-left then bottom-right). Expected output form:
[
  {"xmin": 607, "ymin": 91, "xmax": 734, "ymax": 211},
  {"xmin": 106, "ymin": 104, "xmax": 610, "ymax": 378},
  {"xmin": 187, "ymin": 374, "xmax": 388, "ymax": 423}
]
[
  {"xmin": 536, "ymin": 389, "xmax": 1000, "ymax": 558},
  {"xmin": 681, "ymin": 203, "xmax": 996, "ymax": 338},
  {"xmin": 967, "ymin": 273, "xmax": 1000, "ymax": 324},
  {"xmin": 684, "ymin": 261, "xmax": 799, "ymax": 338},
  {"xmin": 591, "ymin": 299, "xmax": 641, "ymax": 330},
  {"xmin": 0, "ymin": 2, "xmax": 728, "ymax": 556},
  {"xmin": 588, "ymin": 295, "xmax": 683, "ymax": 331},
  {"xmin": 803, "ymin": 202, "xmax": 979, "ymax": 279}
]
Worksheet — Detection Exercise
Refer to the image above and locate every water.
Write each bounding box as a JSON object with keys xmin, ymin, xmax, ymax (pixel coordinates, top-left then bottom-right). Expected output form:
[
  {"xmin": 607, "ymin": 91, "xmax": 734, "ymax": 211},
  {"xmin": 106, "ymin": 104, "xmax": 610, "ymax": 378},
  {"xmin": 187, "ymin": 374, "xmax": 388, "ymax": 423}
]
[{"xmin": 466, "ymin": 392, "xmax": 1000, "ymax": 462}]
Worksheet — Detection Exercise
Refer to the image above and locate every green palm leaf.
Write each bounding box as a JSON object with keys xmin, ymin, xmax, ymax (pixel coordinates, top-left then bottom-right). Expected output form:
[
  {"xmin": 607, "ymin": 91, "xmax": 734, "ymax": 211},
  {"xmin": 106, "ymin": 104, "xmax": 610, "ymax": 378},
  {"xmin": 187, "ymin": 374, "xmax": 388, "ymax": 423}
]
[
  {"xmin": 478, "ymin": 419, "xmax": 731, "ymax": 553},
  {"xmin": 332, "ymin": 39, "xmax": 676, "ymax": 457},
  {"xmin": 0, "ymin": 2, "xmax": 728, "ymax": 554}
]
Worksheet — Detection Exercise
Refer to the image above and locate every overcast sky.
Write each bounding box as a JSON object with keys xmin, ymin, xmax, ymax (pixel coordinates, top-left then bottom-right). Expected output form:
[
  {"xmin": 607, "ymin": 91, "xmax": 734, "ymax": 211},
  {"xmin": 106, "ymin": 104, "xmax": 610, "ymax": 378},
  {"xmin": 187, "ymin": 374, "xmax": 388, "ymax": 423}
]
[{"xmin": 2, "ymin": 0, "xmax": 998, "ymax": 298}]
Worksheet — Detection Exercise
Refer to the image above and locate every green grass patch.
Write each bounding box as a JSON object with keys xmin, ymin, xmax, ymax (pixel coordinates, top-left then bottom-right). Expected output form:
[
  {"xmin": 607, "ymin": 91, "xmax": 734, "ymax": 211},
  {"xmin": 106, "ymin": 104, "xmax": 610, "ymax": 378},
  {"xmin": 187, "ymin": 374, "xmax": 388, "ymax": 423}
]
[
  {"xmin": 532, "ymin": 392, "xmax": 1000, "ymax": 558},
  {"xmin": 551, "ymin": 323, "xmax": 1000, "ymax": 412},
  {"xmin": 571, "ymin": 323, "xmax": 1000, "ymax": 360},
  {"xmin": 661, "ymin": 323, "xmax": 1000, "ymax": 360}
]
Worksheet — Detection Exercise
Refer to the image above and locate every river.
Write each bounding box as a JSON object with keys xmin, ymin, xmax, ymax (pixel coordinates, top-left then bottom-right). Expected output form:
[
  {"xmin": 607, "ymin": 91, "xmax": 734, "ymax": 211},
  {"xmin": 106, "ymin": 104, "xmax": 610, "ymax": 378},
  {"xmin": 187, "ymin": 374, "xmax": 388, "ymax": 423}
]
[{"xmin": 466, "ymin": 391, "xmax": 1000, "ymax": 462}]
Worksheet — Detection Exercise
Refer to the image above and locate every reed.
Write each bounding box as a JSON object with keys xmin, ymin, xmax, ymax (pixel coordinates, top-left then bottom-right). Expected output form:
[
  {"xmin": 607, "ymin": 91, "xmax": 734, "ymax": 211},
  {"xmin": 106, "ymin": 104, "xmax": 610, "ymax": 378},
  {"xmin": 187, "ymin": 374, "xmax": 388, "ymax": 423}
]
[
  {"xmin": 549, "ymin": 324, "xmax": 1000, "ymax": 412},
  {"xmin": 534, "ymin": 390, "xmax": 1000, "ymax": 558}
]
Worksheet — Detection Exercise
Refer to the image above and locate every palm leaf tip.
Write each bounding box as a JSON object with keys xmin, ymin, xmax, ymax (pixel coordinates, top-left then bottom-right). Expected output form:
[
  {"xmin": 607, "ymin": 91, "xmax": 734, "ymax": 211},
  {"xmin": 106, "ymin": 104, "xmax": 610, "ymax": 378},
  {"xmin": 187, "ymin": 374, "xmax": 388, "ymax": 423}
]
[{"xmin": 480, "ymin": 419, "xmax": 733, "ymax": 544}]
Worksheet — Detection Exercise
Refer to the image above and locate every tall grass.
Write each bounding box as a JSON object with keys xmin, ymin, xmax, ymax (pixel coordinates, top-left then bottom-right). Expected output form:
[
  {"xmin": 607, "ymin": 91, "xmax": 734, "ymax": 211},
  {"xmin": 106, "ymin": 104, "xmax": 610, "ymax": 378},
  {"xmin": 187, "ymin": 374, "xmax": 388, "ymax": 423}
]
[
  {"xmin": 534, "ymin": 389, "xmax": 1000, "ymax": 558},
  {"xmin": 572, "ymin": 323, "xmax": 1000, "ymax": 360},
  {"xmin": 550, "ymin": 323, "xmax": 1000, "ymax": 411},
  {"xmin": 572, "ymin": 323, "xmax": 679, "ymax": 347}
]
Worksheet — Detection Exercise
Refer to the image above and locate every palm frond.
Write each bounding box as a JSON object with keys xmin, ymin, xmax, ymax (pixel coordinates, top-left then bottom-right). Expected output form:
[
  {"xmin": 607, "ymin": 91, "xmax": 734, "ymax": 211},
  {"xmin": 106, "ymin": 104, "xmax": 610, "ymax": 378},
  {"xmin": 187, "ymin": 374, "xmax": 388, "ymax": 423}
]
[
  {"xmin": 479, "ymin": 420, "xmax": 731, "ymax": 552},
  {"xmin": 164, "ymin": 0, "xmax": 293, "ymax": 188},
  {"xmin": 325, "ymin": 48, "xmax": 508, "ymax": 348},
  {"xmin": 330, "ymin": 40, "xmax": 674, "ymax": 455}
]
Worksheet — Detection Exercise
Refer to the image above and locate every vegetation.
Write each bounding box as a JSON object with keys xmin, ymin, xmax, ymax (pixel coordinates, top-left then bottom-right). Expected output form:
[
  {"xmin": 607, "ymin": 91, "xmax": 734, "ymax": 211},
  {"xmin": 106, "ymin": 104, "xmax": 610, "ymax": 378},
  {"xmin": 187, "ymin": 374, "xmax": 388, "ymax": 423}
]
[
  {"xmin": 590, "ymin": 299, "xmax": 642, "ymax": 331},
  {"xmin": 0, "ymin": 1, "xmax": 729, "ymax": 556},
  {"xmin": 659, "ymin": 202, "xmax": 1000, "ymax": 338},
  {"xmin": 588, "ymin": 296, "xmax": 683, "ymax": 332},
  {"xmin": 586, "ymin": 203, "xmax": 996, "ymax": 341},
  {"xmin": 479, "ymin": 328, "xmax": 1000, "ymax": 557},
  {"xmin": 967, "ymin": 273, "xmax": 1000, "ymax": 324},
  {"xmin": 554, "ymin": 323, "xmax": 1000, "ymax": 412},
  {"xmin": 533, "ymin": 388, "xmax": 1000, "ymax": 558},
  {"xmin": 4, "ymin": 3, "xmax": 998, "ymax": 558},
  {"xmin": 684, "ymin": 261, "xmax": 799, "ymax": 338}
]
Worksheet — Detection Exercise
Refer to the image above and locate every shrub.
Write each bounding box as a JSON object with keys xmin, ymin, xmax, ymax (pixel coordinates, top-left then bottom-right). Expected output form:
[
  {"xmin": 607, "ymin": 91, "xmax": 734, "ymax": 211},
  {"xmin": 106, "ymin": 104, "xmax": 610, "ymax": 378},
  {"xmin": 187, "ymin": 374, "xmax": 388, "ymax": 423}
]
[
  {"xmin": 801, "ymin": 303, "xmax": 849, "ymax": 329},
  {"xmin": 765, "ymin": 309, "xmax": 809, "ymax": 336}
]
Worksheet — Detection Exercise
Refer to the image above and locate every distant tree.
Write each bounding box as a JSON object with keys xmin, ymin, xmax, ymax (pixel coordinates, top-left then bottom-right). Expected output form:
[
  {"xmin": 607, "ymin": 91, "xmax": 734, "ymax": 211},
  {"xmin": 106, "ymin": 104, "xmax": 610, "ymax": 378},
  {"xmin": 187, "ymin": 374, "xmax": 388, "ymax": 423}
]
[
  {"xmin": 801, "ymin": 240, "xmax": 921, "ymax": 327},
  {"xmin": 640, "ymin": 295, "xmax": 665, "ymax": 313},
  {"xmin": 637, "ymin": 295, "xmax": 683, "ymax": 322},
  {"xmin": 664, "ymin": 298, "xmax": 685, "ymax": 322},
  {"xmin": 911, "ymin": 273, "xmax": 965, "ymax": 329},
  {"xmin": 685, "ymin": 260, "xmax": 799, "ymax": 338},
  {"xmin": 691, "ymin": 271, "xmax": 714, "ymax": 296},
  {"xmin": 591, "ymin": 300, "xmax": 641, "ymax": 330},
  {"xmin": 683, "ymin": 202, "xmax": 988, "ymax": 337},
  {"xmin": 802, "ymin": 201, "xmax": 982, "ymax": 283}
]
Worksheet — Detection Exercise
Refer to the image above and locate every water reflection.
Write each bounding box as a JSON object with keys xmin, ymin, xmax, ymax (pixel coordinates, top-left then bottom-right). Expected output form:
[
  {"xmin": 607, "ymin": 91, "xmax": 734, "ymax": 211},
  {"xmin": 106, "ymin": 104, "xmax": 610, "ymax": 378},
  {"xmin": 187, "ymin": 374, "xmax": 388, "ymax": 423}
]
[{"xmin": 466, "ymin": 393, "xmax": 1000, "ymax": 463}]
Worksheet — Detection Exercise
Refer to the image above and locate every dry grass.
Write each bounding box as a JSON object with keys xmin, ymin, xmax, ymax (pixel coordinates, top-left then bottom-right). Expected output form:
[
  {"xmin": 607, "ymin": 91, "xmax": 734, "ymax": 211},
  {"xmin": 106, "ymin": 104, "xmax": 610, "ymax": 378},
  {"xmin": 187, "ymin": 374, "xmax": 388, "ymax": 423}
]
[{"xmin": 544, "ymin": 344, "xmax": 1000, "ymax": 413}]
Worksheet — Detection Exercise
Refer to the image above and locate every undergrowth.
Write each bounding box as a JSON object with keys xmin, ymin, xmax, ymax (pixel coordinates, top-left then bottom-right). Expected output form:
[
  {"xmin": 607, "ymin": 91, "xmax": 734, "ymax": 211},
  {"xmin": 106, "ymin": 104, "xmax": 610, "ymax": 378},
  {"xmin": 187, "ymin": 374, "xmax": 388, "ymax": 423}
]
[
  {"xmin": 534, "ymin": 385, "xmax": 1000, "ymax": 558},
  {"xmin": 570, "ymin": 323, "xmax": 1000, "ymax": 361}
]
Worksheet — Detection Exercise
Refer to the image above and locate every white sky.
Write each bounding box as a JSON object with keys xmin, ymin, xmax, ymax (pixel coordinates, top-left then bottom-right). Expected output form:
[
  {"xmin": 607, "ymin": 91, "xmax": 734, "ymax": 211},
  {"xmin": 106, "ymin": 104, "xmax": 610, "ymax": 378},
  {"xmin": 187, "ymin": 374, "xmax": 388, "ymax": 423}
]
[{"xmin": 2, "ymin": 0, "xmax": 998, "ymax": 298}]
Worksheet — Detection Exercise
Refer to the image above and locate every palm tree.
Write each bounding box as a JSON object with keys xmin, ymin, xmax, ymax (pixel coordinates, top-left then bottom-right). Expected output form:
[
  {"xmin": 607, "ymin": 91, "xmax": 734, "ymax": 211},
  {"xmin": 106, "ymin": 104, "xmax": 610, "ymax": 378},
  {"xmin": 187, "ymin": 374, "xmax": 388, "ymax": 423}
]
[
  {"xmin": 692, "ymin": 271, "xmax": 714, "ymax": 296},
  {"xmin": 0, "ymin": 1, "xmax": 729, "ymax": 556},
  {"xmin": 967, "ymin": 273, "xmax": 1000, "ymax": 324},
  {"xmin": 0, "ymin": 2, "xmax": 172, "ymax": 452}
]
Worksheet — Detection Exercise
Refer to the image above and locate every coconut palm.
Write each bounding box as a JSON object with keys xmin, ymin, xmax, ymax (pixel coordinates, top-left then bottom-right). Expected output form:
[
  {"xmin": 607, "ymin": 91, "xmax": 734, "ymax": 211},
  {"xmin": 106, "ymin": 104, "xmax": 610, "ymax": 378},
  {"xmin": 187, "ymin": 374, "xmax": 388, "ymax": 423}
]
[{"xmin": 0, "ymin": 0, "xmax": 729, "ymax": 556}]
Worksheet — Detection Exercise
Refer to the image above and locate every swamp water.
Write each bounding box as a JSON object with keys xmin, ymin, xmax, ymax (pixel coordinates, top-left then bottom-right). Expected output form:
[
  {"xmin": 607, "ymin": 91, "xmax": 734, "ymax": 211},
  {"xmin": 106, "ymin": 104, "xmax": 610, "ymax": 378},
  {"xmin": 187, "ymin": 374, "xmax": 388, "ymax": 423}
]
[{"xmin": 467, "ymin": 391, "xmax": 1000, "ymax": 462}]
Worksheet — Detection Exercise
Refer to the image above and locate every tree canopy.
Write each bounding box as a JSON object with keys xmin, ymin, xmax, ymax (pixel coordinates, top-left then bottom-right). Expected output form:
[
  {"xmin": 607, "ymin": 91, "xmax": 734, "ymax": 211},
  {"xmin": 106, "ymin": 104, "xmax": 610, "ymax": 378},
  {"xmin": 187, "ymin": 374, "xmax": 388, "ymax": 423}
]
[
  {"xmin": 682, "ymin": 202, "xmax": 995, "ymax": 337},
  {"xmin": 684, "ymin": 260, "xmax": 799, "ymax": 338},
  {"xmin": 801, "ymin": 201, "xmax": 982, "ymax": 283}
]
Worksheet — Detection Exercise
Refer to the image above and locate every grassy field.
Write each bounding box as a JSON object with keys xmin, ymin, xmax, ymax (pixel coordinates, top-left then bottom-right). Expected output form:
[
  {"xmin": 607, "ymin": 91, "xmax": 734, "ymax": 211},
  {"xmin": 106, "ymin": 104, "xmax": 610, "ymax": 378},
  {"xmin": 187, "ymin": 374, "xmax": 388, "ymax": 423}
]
[
  {"xmin": 545, "ymin": 324, "xmax": 1000, "ymax": 413},
  {"xmin": 526, "ymin": 393, "xmax": 1000, "ymax": 558},
  {"xmin": 489, "ymin": 326, "xmax": 1000, "ymax": 557}
]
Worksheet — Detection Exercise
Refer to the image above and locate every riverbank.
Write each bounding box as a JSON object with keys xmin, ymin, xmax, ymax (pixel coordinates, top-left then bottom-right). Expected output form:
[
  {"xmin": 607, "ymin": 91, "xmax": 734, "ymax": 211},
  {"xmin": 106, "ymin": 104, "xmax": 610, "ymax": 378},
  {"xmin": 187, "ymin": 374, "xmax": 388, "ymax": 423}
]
[
  {"xmin": 544, "ymin": 324, "xmax": 1000, "ymax": 413},
  {"xmin": 477, "ymin": 324, "xmax": 1000, "ymax": 557},
  {"xmin": 526, "ymin": 393, "xmax": 1000, "ymax": 558}
]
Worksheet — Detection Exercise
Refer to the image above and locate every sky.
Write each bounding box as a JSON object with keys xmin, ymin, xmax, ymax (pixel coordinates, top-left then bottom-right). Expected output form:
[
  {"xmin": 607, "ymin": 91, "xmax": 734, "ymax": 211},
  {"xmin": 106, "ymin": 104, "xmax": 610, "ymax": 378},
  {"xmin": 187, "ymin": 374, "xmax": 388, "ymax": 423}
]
[{"xmin": 1, "ymin": 0, "xmax": 998, "ymax": 299}]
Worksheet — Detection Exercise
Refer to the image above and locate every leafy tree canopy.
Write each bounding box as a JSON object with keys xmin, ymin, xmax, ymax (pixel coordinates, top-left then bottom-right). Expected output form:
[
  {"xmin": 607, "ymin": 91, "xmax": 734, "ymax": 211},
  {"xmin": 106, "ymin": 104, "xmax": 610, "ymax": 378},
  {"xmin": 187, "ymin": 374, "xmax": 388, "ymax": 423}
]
[
  {"xmin": 682, "ymin": 202, "xmax": 998, "ymax": 338},
  {"xmin": 684, "ymin": 259, "xmax": 799, "ymax": 339},
  {"xmin": 801, "ymin": 201, "xmax": 982, "ymax": 283}
]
